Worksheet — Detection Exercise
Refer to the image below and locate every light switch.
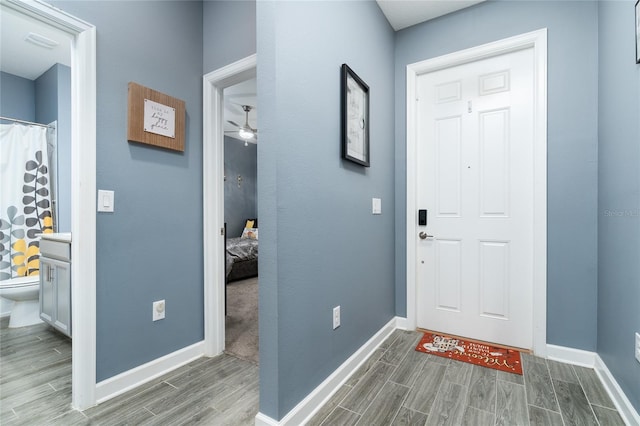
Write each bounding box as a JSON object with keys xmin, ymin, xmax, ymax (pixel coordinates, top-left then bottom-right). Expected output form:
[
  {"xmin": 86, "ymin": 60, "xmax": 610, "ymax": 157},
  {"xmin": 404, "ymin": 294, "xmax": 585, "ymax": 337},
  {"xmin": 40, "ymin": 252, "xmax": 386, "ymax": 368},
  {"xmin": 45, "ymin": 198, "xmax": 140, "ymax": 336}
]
[
  {"xmin": 372, "ymin": 198, "xmax": 382, "ymax": 215},
  {"xmin": 98, "ymin": 190, "xmax": 115, "ymax": 212}
]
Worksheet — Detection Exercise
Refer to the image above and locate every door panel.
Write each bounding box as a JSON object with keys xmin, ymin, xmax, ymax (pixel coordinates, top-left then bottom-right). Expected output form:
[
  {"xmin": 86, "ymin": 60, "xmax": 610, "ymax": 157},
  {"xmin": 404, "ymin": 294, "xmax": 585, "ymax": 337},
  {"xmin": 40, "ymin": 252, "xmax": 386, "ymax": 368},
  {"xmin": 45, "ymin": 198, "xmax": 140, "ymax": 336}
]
[{"xmin": 416, "ymin": 48, "xmax": 534, "ymax": 349}]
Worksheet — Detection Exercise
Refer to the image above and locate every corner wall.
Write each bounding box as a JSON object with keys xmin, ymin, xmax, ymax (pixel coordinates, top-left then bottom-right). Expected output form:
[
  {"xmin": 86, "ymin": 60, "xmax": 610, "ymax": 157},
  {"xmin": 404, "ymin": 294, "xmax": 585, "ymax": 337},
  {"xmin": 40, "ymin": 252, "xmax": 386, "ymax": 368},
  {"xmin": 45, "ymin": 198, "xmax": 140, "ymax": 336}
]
[
  {"xmin": 35, "ymin": 64, "xmax": 72, "ymax": 233},
  {"xmin": 203, "ymin": 0, "xmax": 256, "ymax": 74},
  {"xmin": 0, "ymin": 71, "xmax": 35, "ymax": 121},
  {"xmin": 597, "ymin": 0, "xmax": 640, "ymax": 412},
  {"xmin": 257, "ymin": 1, "xmax": 396, "ymax": 419}
]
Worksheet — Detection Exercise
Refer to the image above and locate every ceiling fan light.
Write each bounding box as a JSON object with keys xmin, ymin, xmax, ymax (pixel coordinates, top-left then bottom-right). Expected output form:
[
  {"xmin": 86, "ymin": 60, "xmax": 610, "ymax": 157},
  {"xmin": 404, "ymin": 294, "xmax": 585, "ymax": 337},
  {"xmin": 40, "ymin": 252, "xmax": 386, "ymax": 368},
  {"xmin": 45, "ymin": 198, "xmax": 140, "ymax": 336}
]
[{"xmin": 238, "ymin": 127, "xmax": 254, "ymax": 140}]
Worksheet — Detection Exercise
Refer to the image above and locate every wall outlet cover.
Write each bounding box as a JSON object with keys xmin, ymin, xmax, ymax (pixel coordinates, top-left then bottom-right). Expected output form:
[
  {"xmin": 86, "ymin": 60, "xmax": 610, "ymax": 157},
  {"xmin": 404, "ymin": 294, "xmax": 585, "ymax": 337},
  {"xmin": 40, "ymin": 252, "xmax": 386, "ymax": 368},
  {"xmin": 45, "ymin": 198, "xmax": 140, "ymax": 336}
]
[
  {"xmin": 153, "ymin": 300, "xmax": 165, "ymax": 321},
  {"xmin": 635, "ymin": 332, "xmax": 640, "ymax": 364},
  {"xmin": 333, "ymin": 306, "xmax": 340, "ymax": 329}
]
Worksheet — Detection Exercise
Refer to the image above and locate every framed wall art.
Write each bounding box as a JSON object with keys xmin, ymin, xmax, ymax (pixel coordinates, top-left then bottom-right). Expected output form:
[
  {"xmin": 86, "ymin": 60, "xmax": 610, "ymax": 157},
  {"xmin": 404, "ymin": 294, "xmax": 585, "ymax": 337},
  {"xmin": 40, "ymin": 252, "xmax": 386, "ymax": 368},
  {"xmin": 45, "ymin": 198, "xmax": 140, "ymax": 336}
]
[
  {"xmin": 127, "ymin": 82, "xmax": 186, "ymax": 152},
  {"xmin": 636, "ymin": 0, "xmax": 640, "ymax": 64},
  {"xmin": 341, "ymin": 64, "xmax": 370, "ymax": 167}
]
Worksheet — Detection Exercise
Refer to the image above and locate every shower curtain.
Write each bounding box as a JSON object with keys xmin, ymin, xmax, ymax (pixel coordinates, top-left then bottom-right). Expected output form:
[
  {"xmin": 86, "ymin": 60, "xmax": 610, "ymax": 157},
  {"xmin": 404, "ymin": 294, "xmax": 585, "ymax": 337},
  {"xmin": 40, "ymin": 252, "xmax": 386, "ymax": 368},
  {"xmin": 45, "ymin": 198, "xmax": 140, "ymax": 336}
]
[{"xmin": 0, "ymin": 123, "xmax": 54, "ymax": 281}]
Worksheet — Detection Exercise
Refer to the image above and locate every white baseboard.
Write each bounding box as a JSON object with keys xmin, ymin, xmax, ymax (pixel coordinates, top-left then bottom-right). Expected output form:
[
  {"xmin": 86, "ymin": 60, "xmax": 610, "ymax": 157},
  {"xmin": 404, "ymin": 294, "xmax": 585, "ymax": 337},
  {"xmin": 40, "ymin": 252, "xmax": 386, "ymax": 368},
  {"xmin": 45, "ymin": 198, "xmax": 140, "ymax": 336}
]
[
  {"xmin": 95, "ymin": 341, "xmax": 204, "ymax": 404},
  {"xmin": 594, "ymin": 355, "xmax": 640, "ymax": 426},
  {"xmin": 395, "ymin": 316, "xmax": 408, "ymax": 330},
  {"xmin": 255, "ymin": 317, "xmax": 401, "ymax": 426},
  {"xmin": 546, "ymin": 345, "xmax": 639, "ymax": 426},
  {"xmin": 546, "ymin": 344, "xmax": 597, "ymax": 367}
]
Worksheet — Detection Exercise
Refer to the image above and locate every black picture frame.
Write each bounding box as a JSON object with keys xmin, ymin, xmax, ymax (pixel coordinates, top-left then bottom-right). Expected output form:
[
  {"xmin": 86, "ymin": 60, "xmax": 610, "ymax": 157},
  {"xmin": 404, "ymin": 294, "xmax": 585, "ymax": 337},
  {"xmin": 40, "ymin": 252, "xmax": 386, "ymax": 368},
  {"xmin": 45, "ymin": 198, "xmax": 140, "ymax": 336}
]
[
  {"xmin": 341, "ymin": 64, "xmax": 370, "ymax": 167},
  {"xmin": 636, "ymin": 0, "xmax": 640, "ymax": 64}
]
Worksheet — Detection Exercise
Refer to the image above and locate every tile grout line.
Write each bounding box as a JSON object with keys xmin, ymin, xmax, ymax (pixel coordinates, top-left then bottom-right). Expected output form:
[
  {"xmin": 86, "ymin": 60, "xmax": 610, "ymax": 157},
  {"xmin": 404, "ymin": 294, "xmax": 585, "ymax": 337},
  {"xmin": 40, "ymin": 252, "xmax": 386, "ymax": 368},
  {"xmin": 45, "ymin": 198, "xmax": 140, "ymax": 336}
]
[
  {"xmin": 570, "ymin": 364, "xmax": 602, "ymax": 426},
  {"xmin": 546, "ymin": 358, "xmax": 568, "ymax": 426},
  {"xmin": 493, "ymin": 367, "xmax": 499, "ymax": 426},
  {"xmin": 316, "ymin": 382, "xmax": 353, "ymax": 426},
  {"xmin": 353, "ymin": 361, "xmax": 401, "ymax": 423},
  {"xmin": 319, "ymin": 335, "xmax": 397, "ymax": 426},
  {"xmin": 522, "ymin": 356, "xmax": 541, "ymax": 426},
  {"xmin": 355, "ymin": 335, "xmax": 414, "ymax": 425}
]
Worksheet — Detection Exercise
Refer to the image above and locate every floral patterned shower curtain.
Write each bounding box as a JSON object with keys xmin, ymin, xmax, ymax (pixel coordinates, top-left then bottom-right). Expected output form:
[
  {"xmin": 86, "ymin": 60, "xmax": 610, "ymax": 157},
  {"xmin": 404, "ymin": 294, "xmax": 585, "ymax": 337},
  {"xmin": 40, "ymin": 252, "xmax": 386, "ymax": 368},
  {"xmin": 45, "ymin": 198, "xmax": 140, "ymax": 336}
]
[{"xmin": 0, "ymin": 123, "xmax": 54, "ymax": 280}]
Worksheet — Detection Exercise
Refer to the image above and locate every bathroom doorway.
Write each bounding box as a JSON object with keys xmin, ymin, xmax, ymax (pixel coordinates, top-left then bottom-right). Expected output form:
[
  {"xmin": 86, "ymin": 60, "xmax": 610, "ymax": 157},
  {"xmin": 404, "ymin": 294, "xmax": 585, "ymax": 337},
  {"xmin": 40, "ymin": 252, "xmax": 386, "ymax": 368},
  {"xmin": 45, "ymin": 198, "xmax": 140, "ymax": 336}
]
[{"xmin": 0, "ymin": 0, "xmax": 97, "ymax": 412}]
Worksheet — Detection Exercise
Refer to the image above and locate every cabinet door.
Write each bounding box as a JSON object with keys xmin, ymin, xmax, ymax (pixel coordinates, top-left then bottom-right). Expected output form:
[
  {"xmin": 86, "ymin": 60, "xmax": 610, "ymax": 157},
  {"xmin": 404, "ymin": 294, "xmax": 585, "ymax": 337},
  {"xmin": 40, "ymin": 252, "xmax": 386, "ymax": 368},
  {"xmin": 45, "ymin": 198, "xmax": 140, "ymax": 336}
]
[
  {"xmin": 40, "ymin": 258, "xmax": 55, "ymax": 323},
  {"xmin": 53, "ymin": 259, "xmax": 71, "ymax": 337}
]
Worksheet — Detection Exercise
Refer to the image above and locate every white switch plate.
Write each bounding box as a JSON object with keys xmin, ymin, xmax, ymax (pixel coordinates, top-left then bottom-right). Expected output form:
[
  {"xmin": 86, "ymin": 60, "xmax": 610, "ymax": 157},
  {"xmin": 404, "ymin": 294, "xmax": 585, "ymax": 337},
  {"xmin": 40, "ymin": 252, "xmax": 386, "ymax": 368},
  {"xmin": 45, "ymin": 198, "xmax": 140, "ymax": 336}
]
[
  {"xmin": 635, "ymin": 333, "xmax": 640, "ymax": 364},
  {"xmin": 153, "ymin": 300, "xmax": 165, "ymax": 321},
  {"xmin": 372, "ymin": 198, "xmax": 382, "ymax": 215},
  {"xmin": 98, "ymin": 190, "xmax": 115, "ymax": 212},
  {"xmin": 333, "ymin": 306, "xmax": 340, "ymax": 329}
]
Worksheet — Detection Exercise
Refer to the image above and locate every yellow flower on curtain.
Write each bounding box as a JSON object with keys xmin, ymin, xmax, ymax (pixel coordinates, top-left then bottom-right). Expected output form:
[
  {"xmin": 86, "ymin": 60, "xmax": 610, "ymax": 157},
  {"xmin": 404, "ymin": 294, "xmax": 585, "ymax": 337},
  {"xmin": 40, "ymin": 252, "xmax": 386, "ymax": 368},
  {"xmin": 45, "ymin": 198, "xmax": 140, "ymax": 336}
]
[
  {"xmin": 43, "ymin": 216, "xmax": 53, "ymax": 233},
  {"xmin": 11, "ymin": 239, "xmax": 27, "ymax": 276},
  {"xmin": 26, "ymin": 245, "xmax": 40, "ymax": 276},
  {"xmin": 12, "ymin": 239, "xmax": 26, "ymax": 253}
]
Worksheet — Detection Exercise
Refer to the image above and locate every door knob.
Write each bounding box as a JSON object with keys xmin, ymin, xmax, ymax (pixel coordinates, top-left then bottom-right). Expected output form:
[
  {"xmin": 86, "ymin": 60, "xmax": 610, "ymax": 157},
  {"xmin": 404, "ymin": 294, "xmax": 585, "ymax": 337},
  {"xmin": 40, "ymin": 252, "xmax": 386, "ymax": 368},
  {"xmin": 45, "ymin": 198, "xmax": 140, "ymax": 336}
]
[{"xmin": 419, "ymin": 232, "xmax": 433, "ymax": 240}]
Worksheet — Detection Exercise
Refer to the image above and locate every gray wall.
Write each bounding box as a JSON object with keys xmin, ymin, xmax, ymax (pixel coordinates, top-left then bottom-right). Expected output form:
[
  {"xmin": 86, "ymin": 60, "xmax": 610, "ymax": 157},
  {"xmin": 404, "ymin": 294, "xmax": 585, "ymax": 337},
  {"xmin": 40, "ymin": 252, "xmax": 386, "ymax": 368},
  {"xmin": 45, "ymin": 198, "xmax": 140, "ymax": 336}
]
[
  {"xmin": 0, "ymin": 71, "xmax": 35, "ymax": 121},
  {"xmin": 52, "ymin": 1, "xmax": 204, "ymax": 381},
  {"xmin": 224, "ymin": 137, "xmax": 257, "ymax": 238},
  {"xmin": 257, "ymin": 1, "xmax": 395, "ymax": 419},
  {"xmin": 394, "ymin": 1, "xmax": 600, "ymax": 351},
  {"xmin": 203, "ymin": 0, "xmax": 255, "ymax": 74},
  {"xmin": 35, "ymin": 64, "xmax": 72, "ymax": 233},
  {"xmin": 597, "ymin": 0, "xmax": 640, "ymax": 412}
]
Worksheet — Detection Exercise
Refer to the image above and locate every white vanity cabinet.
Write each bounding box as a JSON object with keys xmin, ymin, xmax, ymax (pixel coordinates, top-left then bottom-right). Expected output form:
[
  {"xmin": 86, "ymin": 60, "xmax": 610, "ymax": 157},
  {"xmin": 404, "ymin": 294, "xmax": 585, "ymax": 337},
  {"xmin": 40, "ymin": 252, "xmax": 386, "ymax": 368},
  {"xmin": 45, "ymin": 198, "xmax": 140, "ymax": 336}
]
[{"xmin": 39, "ymin": 233, "xmax": 72, "ymax": 337}]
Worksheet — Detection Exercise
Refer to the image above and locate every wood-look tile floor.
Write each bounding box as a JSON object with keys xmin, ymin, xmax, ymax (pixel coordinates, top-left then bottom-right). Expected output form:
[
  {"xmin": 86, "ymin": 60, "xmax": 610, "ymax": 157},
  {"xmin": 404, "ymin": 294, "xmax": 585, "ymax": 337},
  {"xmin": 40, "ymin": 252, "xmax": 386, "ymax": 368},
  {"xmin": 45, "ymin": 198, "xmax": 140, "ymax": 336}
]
[
  {"xmin": 0, "ymin": 318, "xmax": 259, "ymax": 425},
  {"xmin": 1, "ymin": 322, "xmax": 626, "ymax": 426},
  {"xmin": 308, "ymin": 330, "xmax": 626, "ymax": 426}
]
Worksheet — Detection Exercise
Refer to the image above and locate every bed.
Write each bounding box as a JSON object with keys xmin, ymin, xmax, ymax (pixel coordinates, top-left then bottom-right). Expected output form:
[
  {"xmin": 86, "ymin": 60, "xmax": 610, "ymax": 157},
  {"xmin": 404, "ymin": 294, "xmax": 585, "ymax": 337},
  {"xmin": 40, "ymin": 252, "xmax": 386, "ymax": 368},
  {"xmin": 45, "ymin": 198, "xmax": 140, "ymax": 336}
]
[{"xmin": 225, "ymin": 221, "xmax": 258, "ymax": 282}]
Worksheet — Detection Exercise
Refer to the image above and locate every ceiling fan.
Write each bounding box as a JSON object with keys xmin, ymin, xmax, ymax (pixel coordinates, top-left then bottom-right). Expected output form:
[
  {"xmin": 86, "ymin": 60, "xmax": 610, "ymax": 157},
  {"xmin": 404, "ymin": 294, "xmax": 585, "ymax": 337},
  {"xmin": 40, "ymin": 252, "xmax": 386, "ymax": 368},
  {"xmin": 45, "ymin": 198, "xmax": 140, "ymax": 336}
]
[{"xmin": 226, "ymin": 104, "xmax": 257, "ymax": 145}]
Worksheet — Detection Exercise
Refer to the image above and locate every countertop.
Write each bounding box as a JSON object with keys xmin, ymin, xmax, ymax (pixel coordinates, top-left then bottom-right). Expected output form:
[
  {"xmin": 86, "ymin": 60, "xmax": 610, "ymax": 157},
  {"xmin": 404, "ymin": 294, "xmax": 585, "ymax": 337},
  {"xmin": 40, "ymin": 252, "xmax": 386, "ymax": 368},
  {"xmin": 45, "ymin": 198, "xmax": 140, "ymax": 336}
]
[{"xmin": 41, "ymin": 232, "xmax": 72, "ymax": 243}]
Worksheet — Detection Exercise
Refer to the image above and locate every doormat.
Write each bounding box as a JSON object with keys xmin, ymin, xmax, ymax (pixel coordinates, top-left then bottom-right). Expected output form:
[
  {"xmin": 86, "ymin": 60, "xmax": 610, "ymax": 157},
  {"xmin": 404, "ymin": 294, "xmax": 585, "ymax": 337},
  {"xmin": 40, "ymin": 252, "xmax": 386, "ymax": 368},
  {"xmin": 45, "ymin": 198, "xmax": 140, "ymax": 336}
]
[{"xmin": 415, "ymin": 332, "xmax": 523, "ymax": 375}]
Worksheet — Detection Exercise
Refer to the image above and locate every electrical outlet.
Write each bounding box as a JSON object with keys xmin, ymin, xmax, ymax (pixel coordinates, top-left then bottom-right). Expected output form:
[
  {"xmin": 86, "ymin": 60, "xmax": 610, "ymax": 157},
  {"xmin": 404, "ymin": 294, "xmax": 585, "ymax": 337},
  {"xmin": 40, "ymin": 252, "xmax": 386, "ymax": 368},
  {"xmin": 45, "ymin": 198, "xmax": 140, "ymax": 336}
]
[
  {"xmin": 153, "ymin": 300, "xmax": 165, "ymax": 321},
  {"xmin": 635, "ymin": 333, "xmax": 640, "ymax": 364},
  {"xmin": 333, "ymin": 306, "xmax": 340, "ymax": 330}
]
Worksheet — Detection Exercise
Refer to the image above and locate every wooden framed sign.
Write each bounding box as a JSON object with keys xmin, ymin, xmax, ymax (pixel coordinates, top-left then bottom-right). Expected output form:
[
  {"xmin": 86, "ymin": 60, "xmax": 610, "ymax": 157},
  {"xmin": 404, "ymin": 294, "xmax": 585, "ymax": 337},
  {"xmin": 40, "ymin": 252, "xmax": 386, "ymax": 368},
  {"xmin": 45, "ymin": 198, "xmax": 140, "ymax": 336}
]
[{"xmin": 127, "ymin": 82, "xmax": 185, "ymax": 151}]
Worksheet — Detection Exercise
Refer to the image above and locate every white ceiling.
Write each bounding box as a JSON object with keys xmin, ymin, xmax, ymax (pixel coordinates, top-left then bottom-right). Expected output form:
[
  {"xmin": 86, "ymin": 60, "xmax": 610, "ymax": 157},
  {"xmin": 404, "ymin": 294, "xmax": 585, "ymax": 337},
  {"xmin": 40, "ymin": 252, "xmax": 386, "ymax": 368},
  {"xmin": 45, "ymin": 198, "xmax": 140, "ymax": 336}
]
[
  {"xmin": 0, "ymin": 5, "xmax": 72, "ymax": 80},
  {"xmin": 376, "ymin": 0, "xmax": 485, "ymax": 31}
]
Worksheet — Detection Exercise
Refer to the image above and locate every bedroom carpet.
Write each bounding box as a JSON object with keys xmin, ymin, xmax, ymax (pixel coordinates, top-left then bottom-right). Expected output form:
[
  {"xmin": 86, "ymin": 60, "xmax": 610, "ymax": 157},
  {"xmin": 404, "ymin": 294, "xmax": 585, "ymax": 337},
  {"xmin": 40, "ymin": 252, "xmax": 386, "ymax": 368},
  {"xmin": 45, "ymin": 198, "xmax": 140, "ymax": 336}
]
[{"xmin": 225, "ymin": 276, "xmax": 259, "ymax": 364}]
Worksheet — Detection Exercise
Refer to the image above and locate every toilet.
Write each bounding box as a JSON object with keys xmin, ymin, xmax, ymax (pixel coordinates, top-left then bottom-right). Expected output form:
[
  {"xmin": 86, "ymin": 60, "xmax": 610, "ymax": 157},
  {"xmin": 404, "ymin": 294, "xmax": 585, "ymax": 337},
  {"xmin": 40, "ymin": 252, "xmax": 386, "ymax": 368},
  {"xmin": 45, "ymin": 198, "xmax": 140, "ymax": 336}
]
[{"xmin": 0, "ymin": 276, "xmax": 42, "ymax": 328}]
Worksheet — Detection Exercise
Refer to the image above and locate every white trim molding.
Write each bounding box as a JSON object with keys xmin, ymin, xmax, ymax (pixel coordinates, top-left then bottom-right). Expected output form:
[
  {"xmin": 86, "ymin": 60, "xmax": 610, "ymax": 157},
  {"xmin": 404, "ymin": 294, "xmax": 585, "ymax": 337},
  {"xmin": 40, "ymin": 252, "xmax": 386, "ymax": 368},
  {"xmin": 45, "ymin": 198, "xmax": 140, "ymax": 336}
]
[
  {"xmin": 546, "ymin": 344, "xmax": 597, "ymax": 368},
  {"xmin": 405, "ymin": 28, "xmax": 548, "ymax": 356},
  {"xmin": 95, "ymin": 342, "xmax": 204, "ymax": 404},
  {"xmin": 255, "ymin": 317, "xmax": 401, "ymax": 426},
  {"xmin": 202, "ymin": 55, "xmax": 257, "ymax": 357},
  {"xmin": 594, "ymin": 355, "xmax": 640, "ymax": 426},
  {"xmin": 1, "ymin": 0, "xmax": 98, "ymax": 410}
]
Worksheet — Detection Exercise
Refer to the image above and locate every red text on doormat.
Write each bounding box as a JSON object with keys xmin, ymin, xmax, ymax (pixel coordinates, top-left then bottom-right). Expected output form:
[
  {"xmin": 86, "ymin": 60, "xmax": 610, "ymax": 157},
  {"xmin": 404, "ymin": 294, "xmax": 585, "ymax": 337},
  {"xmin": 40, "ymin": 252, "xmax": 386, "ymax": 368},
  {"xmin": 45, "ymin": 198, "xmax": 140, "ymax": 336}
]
[{"xmin": 415, "ymin": 333, "xmax": 523, "ymax": 375}]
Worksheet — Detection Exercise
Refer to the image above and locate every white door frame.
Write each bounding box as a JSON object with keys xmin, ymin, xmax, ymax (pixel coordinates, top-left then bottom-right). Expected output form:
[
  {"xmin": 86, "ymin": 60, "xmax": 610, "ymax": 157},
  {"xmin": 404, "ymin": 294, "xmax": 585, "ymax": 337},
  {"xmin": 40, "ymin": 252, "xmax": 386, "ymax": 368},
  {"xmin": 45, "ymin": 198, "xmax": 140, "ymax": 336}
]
[
  {"xmin": 406, "ymin": 29, "xmax": 547, "ymax": 356},
  {"xmin": 1, "ymin": 0, "xmax": 97, "ymax": 410},
  {"xmin": 202, "ymin": 55, "xmax": 257, "ymax": 356}
]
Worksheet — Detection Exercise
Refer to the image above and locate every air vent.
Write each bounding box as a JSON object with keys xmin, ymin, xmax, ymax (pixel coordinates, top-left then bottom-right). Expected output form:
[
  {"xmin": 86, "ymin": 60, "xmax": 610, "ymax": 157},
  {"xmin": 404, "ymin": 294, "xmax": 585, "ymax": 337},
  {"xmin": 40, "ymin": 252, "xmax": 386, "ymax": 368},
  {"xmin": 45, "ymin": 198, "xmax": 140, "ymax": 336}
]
[{"xmin": 24, "ymin": 32, "xmax": 59, "ymax": 49}]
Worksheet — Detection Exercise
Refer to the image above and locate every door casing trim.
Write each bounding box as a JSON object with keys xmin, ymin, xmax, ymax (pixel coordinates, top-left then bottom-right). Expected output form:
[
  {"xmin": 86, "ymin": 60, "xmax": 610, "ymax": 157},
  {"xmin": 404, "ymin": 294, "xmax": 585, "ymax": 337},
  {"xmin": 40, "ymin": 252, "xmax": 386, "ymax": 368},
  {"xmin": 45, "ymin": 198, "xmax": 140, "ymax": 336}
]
[{"xmin": 405, "ymin": 29, "xmax": 547, "ymax": 355}]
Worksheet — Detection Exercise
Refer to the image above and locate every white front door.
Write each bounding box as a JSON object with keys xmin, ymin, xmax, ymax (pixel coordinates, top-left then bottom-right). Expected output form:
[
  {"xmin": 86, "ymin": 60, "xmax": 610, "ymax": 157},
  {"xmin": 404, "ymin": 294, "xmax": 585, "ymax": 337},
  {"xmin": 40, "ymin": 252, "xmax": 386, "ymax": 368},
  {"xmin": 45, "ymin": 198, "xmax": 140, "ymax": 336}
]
[{"xmin": 416, "ymin": 48, "xmax": 535, "ymax": 349}]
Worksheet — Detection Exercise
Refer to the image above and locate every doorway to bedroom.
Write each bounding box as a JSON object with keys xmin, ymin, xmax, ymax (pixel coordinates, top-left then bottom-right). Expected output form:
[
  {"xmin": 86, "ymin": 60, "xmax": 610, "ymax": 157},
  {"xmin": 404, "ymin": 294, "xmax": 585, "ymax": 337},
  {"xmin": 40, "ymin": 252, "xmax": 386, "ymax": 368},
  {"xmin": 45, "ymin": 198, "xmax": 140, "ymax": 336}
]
[
  {"xmin": 222, "ymin": 78, "xmax": 259, "ymax": 364},
  {"xmin": 202, "ymin": 54, "xmax": 258, "ymax": 366}
]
